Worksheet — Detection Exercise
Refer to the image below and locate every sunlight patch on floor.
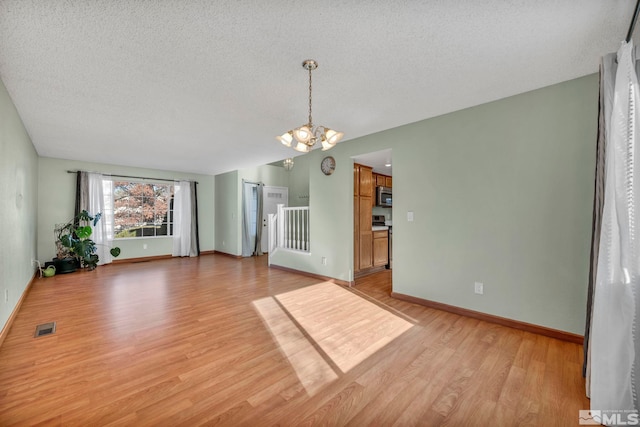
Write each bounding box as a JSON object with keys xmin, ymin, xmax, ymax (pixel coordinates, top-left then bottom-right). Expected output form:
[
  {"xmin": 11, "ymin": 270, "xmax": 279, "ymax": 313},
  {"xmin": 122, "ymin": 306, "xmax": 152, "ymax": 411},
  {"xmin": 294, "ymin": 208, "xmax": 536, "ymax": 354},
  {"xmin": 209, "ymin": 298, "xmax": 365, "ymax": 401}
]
[
  {"xmin": 253, "ymin": 281, "xmax": 413, "ymax": 395},
  {"xmin": 275, "ymin": 282, "xmax": 414, "ymax": 372},
  {"xmin": 252, "ymin": 296, "xmax": 338, "ymax": 395}
]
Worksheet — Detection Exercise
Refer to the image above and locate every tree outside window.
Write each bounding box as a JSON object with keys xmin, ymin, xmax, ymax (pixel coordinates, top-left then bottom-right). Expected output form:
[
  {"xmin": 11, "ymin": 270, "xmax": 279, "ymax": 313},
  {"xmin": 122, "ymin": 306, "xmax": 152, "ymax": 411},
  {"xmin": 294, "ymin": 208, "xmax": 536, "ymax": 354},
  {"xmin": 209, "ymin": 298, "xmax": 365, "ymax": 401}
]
[{"xmin": 112, "ymin": 181, "xmax": 174, "ymax": 238}]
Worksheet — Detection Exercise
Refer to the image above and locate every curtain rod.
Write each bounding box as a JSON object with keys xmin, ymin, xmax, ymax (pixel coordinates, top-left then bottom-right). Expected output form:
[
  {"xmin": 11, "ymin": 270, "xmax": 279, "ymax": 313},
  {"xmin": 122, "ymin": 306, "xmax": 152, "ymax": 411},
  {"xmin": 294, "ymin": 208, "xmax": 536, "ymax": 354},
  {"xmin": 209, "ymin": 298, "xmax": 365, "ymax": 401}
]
[
  {"xmin": 626, "ymin": 0, "xmax": 640, "ymax": 42},
  {"xmin": 66, "ymin": 170, "xmax": 198, "ymax": 184}
]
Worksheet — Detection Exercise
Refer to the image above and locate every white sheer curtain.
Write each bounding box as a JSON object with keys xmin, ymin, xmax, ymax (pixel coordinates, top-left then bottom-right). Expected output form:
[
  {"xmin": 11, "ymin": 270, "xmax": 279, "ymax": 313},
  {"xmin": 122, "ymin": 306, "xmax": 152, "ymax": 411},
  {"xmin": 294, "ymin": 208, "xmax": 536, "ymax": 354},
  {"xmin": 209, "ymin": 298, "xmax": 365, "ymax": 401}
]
[
  {"xmin": 590, "ymin": 40, "xmax": 640, "ymax": 416},
  {"xmin": 172, "ymin": 181, "xmax": 192, "ymax": 257},
  {"xmin": 85, "ymin": 173, "xmax": 114, "ymax": 265}
]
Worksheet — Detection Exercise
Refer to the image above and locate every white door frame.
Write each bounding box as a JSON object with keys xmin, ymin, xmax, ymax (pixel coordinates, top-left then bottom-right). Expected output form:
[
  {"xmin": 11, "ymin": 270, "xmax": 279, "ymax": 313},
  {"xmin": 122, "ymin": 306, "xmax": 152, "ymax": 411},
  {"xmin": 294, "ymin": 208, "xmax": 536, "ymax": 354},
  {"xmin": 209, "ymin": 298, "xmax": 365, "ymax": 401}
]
[{"xmin": 262, "ymin": 186, "xmax": 288, "ymax": 253}]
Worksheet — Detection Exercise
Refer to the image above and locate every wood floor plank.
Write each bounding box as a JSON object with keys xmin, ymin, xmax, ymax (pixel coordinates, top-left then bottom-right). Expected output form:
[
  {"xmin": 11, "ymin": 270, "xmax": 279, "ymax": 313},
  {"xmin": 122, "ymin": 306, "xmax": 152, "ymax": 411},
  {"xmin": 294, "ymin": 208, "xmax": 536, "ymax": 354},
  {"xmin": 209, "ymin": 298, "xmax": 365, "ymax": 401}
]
[{"xmin": 0, "ymin": 255, "xmax": 590, "ymax": 425}]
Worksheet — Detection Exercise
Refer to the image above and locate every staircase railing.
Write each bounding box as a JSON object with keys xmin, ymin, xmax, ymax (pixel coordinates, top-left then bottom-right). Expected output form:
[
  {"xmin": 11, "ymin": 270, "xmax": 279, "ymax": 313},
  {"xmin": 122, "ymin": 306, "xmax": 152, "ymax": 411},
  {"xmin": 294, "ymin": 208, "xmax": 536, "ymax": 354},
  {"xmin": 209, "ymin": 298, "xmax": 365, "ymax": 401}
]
[
  {"xmin": 268, "ymin": 204, "xmax": 310, "ymax": 265},
  {"xmin": 268, "ymin": 211, "xmax": 278, "ymax": 255}
]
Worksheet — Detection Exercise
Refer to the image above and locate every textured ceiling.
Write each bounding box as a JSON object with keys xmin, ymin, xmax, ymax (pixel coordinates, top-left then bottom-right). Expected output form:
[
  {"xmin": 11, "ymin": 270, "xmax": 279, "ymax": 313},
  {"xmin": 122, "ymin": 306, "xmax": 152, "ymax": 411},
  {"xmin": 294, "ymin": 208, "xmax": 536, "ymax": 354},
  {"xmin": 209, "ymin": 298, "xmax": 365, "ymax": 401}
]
[{"xmin": 0, "ymin": 1, "xmax": 637, "ymax": 176}]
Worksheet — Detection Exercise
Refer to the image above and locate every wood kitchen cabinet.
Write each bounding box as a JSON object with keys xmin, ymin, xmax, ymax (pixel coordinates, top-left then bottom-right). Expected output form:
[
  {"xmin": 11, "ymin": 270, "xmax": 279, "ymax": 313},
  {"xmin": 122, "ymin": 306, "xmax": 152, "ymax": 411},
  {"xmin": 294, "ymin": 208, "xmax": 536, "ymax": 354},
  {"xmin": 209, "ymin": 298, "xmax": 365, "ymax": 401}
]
[
  {"xmin": 373, "ymin": 229, "xmax": 389, "ymax": 267},
  {"xmin": 373, "ymin": 173, "xmax": 392, "ymax": 189},
  {"xmin": 360, "ymin": 165, "xmax": 373, "ymax": 197},
  {"xmin": 371, "ymin": 174, "xmax": 377, "ymax": 208},
  {"xmin": 354, "ymin": 163, "xmax": 373, "ymax": 272},
  {"xmin": 354, "ymin": 164, "xmax": 360, "ymax": 272},
  {"xmin": 354, "ymin": 163, "xmax": 360, "ymax": 197},
  {"xmin": 359, "ymin": 197, "xmax": 373, "ymax": 269},
  {"xmin": 372, "ymin": 173, "xmax": 392, "ymax": 187}
]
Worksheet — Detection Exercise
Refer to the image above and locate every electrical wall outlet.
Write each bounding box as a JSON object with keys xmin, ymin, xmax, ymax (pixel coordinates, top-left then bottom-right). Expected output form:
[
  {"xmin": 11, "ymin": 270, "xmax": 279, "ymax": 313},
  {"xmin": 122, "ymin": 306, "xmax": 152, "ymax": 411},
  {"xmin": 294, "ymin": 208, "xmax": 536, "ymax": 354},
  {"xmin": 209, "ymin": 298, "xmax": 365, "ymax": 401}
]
[
  {"xmin": 321, "ymin": 257, "xmax": 327, "ymax": 266},
  {"xmin": 474, "ymin": 282, "xmax": 484, "ymax": 295},
  {"xmin": 143, "ymin": 243, "xmax": 148, "ymax": 250}
]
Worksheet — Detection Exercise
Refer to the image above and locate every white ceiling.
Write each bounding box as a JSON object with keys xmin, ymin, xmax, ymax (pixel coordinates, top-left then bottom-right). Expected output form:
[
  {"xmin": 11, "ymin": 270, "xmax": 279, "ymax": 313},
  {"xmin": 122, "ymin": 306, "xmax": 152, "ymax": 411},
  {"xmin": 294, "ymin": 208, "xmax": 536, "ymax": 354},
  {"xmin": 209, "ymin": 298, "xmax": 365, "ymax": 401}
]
[
  {"xmin": 0, "ymin": 1, "xmax": 637, "ymax": 176},
  {"xmin": 353, "ymin": 149, "xmax": 393, "ymax": 176}
]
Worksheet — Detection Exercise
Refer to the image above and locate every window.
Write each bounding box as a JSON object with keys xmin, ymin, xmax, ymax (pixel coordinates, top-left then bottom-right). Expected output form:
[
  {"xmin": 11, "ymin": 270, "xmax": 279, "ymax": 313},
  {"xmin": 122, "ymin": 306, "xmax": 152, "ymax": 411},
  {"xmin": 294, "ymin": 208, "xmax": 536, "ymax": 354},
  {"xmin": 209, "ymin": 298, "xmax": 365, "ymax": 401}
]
[{"xmin": 108, "ymin": 180, "xmax": 174, "ymax": 238}]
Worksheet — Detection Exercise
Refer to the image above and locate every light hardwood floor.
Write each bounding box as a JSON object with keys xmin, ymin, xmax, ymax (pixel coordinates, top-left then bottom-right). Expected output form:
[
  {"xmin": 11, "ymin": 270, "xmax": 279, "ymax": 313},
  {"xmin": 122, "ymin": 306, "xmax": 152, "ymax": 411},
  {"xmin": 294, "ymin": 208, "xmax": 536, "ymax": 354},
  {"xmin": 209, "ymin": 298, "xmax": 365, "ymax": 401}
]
[{"xmin": 0, "ymin": 255, "xmax": 589, "ymax": 426}]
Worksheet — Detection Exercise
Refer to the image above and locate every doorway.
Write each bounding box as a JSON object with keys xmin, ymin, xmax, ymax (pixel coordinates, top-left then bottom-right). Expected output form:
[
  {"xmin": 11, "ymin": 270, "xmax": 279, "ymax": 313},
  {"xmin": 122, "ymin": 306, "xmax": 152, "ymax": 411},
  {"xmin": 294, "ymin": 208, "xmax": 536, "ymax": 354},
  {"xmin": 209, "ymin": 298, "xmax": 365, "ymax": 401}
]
[
  {"xmin": 261, "ymin": 186, "xmax": 289, "ymax": 254},
  {"xmin": 351, "ymin": 149, "xmax": 393, "ymax": 287}
]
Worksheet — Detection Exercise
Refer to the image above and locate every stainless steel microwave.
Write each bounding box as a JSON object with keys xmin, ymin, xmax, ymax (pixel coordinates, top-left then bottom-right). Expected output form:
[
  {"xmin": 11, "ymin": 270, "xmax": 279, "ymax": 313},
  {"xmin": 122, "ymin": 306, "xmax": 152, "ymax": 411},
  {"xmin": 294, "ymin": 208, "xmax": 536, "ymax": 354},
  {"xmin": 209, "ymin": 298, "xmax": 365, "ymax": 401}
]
[{"xmin": 377, "ymin": 186, "xmax": 392, "ymax": 207}]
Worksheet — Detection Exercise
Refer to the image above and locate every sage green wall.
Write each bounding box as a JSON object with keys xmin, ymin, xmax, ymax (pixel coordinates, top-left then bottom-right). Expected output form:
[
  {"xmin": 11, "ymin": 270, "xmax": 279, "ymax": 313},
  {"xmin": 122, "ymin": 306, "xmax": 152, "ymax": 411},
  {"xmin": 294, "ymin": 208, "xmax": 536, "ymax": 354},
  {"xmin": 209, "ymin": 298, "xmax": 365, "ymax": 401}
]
[
  {"xmin": 272, "ymin": 74, "xmax": 598, "ymax": 334},
  {"xmin": 0, "ymin": 77, "xmax": 39, "ymax": 333},
  {"xmin": 269, "ymin": 144, "xmax": 356, "ymax": 279},
  {"xmin": 239, "ymin": 164, "xmax": 289, "ymax": 189},
  {"xmin": 286, "ymin": 154, "xmax": 311, "ymax": 207},
  {"xmin": 37, "ymin": 158, "xmax": 215, "ymax": 262},
  {"xmin": 214, "ymin": 164, "xmax": 289, "ymax": 256},
  {"xmin": 214, "ymin": 170, "xmax": 239, "ymax": 255}
]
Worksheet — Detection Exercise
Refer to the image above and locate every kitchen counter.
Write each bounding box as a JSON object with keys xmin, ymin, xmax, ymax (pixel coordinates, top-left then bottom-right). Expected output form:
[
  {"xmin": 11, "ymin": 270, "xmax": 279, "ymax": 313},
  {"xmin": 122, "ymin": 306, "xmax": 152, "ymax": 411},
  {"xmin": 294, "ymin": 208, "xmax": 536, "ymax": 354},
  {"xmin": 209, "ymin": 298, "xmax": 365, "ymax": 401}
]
[{"xmin": 372, "ymin": 225, "xmax": 389, "ymax": 231}]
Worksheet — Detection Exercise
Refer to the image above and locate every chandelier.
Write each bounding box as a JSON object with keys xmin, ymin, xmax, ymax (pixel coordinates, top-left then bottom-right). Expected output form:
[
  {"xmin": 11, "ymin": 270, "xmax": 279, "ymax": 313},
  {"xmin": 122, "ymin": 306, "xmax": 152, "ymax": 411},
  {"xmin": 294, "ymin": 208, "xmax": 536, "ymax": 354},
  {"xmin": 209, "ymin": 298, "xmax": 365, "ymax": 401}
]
[{"xmin": 276, "ymin": 60, "xmax": 344, "ymax": 153}]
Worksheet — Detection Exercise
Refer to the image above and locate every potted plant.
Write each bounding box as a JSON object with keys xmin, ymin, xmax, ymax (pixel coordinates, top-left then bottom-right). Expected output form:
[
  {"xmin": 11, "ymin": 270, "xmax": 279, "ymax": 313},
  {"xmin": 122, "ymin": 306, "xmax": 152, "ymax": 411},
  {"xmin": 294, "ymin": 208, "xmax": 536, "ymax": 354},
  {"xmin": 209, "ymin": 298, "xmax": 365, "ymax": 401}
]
[{"xmin": 55, "ymin": 210, "xmax": 121, "ymax": 271}]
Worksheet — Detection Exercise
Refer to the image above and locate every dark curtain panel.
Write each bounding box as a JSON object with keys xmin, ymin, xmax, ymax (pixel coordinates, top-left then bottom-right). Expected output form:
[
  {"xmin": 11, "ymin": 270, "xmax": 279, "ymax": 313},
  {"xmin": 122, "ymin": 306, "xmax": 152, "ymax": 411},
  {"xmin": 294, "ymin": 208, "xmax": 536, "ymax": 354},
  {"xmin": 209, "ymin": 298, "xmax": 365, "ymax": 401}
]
[
  {"xmin": 583, "ymin": 64, "xmax": 606, "ymax": 378},
  {"xmin": 241, "ymin": 181, "xmax": 253, "ymax": 257},
  {"xmin": 189, "ymin": 182, "xmax": 200, "ymax": 256},
  {"xmin": 74, "ymin": 172, "xmax": 81, "ymax": 218},
  {"xmin": 583, "ymin": 51, "xmax": 618, "ymax": 382},
  {"xmin": 75, "ymin": 171, "xmax": 89, "ymax": 219},
  {"xmin": 65, "ymin": 171, "xmax": 89, "ymax": 261},
  {"xmin": 254, "ymin": 183, "xmax": 264, "ymax": 256}
]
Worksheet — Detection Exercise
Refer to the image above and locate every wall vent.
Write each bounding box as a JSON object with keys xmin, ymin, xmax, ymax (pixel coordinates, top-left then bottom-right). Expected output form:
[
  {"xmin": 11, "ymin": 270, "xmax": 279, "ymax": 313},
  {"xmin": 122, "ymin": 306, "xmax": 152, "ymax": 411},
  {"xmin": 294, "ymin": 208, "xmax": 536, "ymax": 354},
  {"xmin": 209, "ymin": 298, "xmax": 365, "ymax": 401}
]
[{"xmin": 34, "ymin": 322, "xmax": 56, "ymax": 338}]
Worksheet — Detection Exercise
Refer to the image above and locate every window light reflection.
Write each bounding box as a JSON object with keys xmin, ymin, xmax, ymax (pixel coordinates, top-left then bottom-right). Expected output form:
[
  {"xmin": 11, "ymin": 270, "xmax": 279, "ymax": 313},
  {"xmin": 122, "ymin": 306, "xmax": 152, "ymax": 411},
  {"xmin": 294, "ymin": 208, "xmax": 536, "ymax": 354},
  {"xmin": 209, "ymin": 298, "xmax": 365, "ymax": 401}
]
[{"xmin": 253, "ymin": 281, "xmax": 413, "ymax": 395}]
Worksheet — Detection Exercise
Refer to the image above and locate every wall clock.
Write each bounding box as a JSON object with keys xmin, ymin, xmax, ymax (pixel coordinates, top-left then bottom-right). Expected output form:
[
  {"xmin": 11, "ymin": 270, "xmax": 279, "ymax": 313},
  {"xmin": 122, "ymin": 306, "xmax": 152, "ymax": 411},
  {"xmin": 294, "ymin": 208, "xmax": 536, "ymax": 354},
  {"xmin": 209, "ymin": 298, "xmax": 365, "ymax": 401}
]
[{"xmin": 321, "ymin": 156, "xmax": 336, "ymax": 175}]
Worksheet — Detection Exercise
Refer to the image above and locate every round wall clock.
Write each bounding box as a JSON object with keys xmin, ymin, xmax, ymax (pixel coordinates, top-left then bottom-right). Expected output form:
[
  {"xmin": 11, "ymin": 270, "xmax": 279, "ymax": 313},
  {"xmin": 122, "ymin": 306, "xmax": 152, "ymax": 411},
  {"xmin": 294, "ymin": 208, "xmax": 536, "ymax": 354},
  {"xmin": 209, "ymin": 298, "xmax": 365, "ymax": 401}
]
[{"xmin": 321, "ymin": 156, "xmax": 336, "ymax": 175}]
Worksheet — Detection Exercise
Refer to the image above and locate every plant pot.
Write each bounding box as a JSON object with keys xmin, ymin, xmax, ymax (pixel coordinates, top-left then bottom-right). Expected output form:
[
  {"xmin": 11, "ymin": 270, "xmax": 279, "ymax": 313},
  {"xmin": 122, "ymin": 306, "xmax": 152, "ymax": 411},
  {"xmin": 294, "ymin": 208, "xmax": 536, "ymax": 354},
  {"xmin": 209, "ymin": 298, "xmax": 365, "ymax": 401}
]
[{"xmin": 52, "ymin": 257, "xmax": 79, "ymax": 274}]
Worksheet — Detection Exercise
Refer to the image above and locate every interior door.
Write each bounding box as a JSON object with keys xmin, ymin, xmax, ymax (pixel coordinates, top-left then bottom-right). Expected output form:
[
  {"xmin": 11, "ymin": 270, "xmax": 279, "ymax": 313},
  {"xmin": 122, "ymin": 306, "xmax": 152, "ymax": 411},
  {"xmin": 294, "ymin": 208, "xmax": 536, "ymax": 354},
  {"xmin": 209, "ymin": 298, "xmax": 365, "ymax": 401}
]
[{"xmin": 261, "ymin": 186, "xmax": 289, "ymax": 253}]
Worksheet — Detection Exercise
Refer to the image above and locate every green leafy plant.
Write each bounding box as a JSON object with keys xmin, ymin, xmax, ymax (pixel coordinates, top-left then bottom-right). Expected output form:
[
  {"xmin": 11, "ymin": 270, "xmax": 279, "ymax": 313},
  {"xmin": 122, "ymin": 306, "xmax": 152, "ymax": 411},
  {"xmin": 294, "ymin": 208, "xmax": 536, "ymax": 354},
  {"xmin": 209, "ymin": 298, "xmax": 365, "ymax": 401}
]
[{"xmin": 56, "ymin": 210, "xmax": 121, "ymax": 270}]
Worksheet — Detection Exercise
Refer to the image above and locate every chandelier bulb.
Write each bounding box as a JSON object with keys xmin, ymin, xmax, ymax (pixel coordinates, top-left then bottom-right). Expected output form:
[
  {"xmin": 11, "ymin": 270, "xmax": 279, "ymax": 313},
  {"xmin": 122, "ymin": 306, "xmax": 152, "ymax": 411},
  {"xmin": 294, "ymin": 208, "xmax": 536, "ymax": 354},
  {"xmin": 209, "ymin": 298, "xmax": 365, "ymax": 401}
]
[
  {"xmin": 294, "ymin": 141, "xmax": 310, "ymax": 153},
  {"xmin": 276, "ymin": 131, "xmax": 294, "ymax": 147}
]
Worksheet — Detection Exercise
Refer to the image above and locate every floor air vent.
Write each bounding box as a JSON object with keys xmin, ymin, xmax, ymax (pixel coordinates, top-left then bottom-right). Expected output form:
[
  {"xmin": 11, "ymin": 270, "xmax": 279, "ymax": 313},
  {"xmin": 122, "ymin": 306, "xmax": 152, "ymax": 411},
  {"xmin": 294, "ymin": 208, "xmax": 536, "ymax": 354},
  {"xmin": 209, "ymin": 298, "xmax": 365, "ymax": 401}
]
[{"xmin": 34, "ymin": 322, "xmax": 56, "ymax": 338}]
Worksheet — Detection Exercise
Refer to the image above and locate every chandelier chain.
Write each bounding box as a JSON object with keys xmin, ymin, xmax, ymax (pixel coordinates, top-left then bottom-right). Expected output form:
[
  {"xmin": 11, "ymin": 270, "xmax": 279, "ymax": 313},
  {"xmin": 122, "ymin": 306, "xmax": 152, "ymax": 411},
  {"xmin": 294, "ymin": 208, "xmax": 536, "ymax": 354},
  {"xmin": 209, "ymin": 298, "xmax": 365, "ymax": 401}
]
[{"xmin": 308, "ymin": 65, "xmax": 313, "ymax": 128}]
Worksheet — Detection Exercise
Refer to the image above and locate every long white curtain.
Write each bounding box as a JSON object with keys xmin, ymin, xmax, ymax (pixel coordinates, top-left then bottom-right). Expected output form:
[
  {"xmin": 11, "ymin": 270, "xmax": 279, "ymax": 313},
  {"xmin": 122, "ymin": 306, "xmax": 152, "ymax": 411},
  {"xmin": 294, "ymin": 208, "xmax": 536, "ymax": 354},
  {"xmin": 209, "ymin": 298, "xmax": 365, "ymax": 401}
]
[
  {"xmin": 590, "ymin": 40, "xmax": 640, "ymax": 415},
  {"xmin": 81, "ymin": 172, "xmax": 113, "ymax": 265},
  {"xmin": 172, "ymin": 181, "xmax": 192, "ymax": 257}
]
